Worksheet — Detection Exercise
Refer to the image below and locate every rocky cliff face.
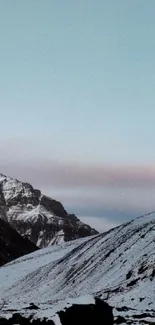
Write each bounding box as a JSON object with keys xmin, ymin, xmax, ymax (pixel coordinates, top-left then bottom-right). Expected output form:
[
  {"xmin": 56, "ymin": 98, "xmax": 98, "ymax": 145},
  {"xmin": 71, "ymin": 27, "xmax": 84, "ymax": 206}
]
[
  {"xmin": 0, "ymin": 217, "xmax": 38, "ymax": 266},
  {"xmin": 0, "ymin": 174, "xmax": 98, "ymax": 247}
]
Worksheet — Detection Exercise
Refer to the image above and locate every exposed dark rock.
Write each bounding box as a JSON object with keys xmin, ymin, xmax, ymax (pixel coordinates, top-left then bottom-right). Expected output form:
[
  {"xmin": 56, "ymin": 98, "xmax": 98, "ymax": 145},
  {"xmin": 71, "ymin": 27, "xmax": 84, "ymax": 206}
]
[
  {"xmin": 139, "ymin": 297, "xmax": 145, "ymax": 302},
  {"xmin": 24, "ymin": 303, "xmax": 39, "ymax": 310},
  {"xmin": 115, "ymin": 315, "xmax": 127, "ymax": 324},
  {"xmin": 0, "ymin": 218, "xmax": 38, "ymax": 266},
  {"xmin": 58, "ymin": 297, "xmax": 114, "ymax": 325},
  {"xmin": 138, "ymin": 263, "xmax": 148, "ymax": 274},
  {"xmin": 126, "ymin": 270, "xmax": 132, "ymax": 280},
  {"xmin": 151, "ymin": 268, "xmax": 155, "ymax": 278},
  {"xmin": 0, "ymin": 299, "xmax": 113, "ymax": 325},
  {"xmin": 116, "ymin": 306, "xmax": 135, "ymax": 312},
  {"xmin": 40, "ymin": 195, "xmax": 68, "ymax": 217},
  {"xmin": 126, "ymin": 278, "xmax": 140, "ymax": 287},
  {"xmin": 132, "ymin": 313, "xmax": 151, "ymax": 319},
  {"xmin": 0, "ymin": 314, "xmax": 55, "ymax": 324}
]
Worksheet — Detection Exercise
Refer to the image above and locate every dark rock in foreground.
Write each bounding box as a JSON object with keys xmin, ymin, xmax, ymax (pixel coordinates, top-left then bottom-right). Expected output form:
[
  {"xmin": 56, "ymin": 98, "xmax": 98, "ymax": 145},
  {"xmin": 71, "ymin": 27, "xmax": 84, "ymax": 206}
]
[
  {"xmin": 0, "ymin": 314, "xmax": 55, "ymax": 325},
  {"xmin": 0, "ymin": 218, "xmax": 38, "ymax": 266},
  {"xmin": 58, "ymin": 297, "xmax": 114, "ymax": 325},
  {"xmin": 0, "ymin": 298, "xmax": 113, "ymax": 325}
]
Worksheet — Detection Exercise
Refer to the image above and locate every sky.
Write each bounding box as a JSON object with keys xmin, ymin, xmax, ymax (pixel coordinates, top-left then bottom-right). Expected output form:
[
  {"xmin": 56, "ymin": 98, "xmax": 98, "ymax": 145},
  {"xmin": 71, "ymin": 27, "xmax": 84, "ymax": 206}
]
[{"xmin": 1, "ymin": 1, "xmax": 155, "ymax": 231}]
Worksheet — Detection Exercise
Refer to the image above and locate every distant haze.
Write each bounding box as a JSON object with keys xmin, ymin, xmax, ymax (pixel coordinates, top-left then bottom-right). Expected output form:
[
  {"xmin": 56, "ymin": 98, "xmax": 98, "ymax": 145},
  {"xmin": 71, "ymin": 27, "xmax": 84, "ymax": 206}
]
[{"xmin": 0, "ymin": 1, "xmax": 155, "ymax": 231}]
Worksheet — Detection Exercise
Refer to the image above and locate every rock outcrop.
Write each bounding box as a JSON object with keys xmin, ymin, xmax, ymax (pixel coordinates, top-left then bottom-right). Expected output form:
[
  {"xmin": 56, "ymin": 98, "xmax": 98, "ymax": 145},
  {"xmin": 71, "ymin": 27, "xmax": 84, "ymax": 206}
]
[
  {"xmin": 0, "ymin": 174, "xmax": 98, "ymax": 247},
  {"xmin": 0, "ymin": 217, "xmax": 38, "ymax": 266}
]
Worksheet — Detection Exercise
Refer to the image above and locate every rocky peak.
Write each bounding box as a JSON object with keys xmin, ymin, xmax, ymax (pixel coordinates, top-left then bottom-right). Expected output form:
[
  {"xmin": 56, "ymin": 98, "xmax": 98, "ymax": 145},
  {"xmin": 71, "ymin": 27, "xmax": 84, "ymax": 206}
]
[{"xmin": 0, "ymin": 173, "xmax": 98, "ymax": 248}]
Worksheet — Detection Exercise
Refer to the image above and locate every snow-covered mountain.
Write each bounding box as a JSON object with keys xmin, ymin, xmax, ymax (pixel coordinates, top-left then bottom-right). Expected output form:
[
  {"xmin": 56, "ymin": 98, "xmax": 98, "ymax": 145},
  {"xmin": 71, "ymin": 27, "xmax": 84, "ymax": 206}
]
[
  {"xmin": 0, "ymin": 217, "xmax": 38, "ymax": 266},
  {"xmin": 0, "ymin": 211, "xmax": 155, "ymax": 324},
  {"xmin": 0, "ymin": 174, "xmax": 98, "ymax": 247}
]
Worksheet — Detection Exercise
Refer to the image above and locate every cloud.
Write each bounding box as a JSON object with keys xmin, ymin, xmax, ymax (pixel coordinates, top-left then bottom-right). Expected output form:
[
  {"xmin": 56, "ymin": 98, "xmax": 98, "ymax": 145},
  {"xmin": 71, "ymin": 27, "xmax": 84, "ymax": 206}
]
[
  {"xmin": 1, "ymin": 158, "xmax": 155, "ymax": 190},
  {"xmin": 1, "ymin": 137, "xmax": 155, "ymax": 190},
  {"xmin": 80, "ymin": 216, "xmax": 119, "ymax": 232},
  {"xmin": 1, "ymin": 139, "xmax": 155, "ymax": 223},
  {"xmin": 43, "ymin": 186, "xmax": 155, "ymax": 224}
]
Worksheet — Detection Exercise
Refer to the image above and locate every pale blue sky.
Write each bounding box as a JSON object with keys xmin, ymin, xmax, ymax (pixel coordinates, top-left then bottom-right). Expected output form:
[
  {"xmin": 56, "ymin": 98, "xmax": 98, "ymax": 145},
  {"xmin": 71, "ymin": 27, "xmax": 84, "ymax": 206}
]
[{"xmin": 1, "ymin": 1, "xmax": 155, "ymax": 230}]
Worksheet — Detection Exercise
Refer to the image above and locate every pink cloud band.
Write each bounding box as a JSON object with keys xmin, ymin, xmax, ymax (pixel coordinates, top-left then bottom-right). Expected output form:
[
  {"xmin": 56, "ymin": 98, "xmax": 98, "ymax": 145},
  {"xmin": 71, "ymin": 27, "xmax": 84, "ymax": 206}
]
[{"xmin": 1, "ymin": 160, "xmax": 155, "ymax": 189}]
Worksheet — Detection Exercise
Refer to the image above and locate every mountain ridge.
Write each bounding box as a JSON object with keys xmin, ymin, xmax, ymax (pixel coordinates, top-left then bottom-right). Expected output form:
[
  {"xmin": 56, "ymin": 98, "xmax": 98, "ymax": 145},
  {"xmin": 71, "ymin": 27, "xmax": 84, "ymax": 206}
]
[{"xmin": 0, "ymin": 173, "xmax": 98, "ymax": 247}]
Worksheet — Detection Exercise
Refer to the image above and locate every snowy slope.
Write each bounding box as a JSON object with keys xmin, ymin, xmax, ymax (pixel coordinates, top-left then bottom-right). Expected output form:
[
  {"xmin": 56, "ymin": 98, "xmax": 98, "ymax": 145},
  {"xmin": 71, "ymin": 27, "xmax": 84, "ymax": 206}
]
[
  {"xmin": 0, "ymin": 211, "xmax": 155, "ymax": 323},
  {"xmin": 0, "ymin": 173, "xmax": 98, "ymax": 247}
]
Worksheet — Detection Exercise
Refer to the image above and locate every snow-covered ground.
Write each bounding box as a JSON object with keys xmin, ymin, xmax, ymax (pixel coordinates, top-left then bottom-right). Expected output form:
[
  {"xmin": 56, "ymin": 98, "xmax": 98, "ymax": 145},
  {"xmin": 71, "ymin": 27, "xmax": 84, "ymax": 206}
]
[{"xmin": 0, "ymin": 212, "xmax": 155, "ymax": 324}]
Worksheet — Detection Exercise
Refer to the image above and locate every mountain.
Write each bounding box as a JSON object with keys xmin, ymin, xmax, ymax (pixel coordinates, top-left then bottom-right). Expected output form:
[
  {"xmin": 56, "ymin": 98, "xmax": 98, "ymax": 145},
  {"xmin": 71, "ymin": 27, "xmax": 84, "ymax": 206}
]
[
  {"xmin": 0, "ymin": 211, "xmax": 154, "ymax": 324},
  {"xmin": 0, "ymin": 217, "xmax": 38, "ymax": 266},
  {"xmin": 0, "ymin": 173, "xmax": 98, "ymax": 247}
]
